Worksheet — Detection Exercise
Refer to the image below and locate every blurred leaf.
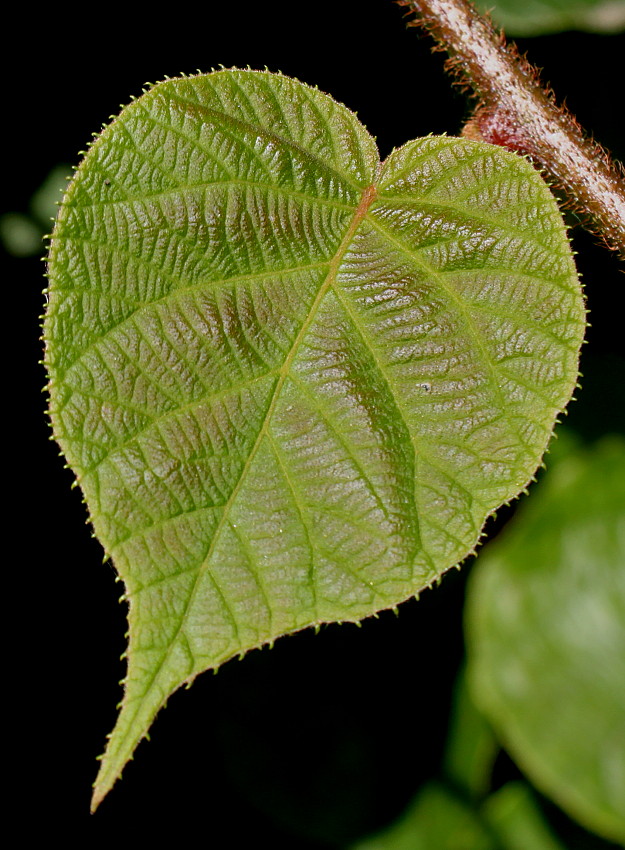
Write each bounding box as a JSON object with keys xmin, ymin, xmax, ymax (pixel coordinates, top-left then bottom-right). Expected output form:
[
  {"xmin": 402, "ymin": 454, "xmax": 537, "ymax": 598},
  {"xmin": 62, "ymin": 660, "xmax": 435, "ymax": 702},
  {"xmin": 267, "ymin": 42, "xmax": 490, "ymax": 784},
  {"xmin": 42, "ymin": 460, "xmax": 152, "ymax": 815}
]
[
  {"xmin": 353, "ymin": 782, "xmax": 496, "ymax": 850},
  {"xmin": 476, "ymin": 0, "xmax": 625, "ymax": 35},
  {"xmin": 467, "ymin": 438, "xmax": 625, "ymax": 844},
  {"xmin": 483, "ymin": 783, "xmax": 566, "ymax": 850},
  {"xmin": 443, "ymin": 668, "xmax": 499, "ymax": 801},
  {"xmin": 1, "ymin": 165, "xmax": 71, "ymax": 257},
  {"xmin": 0, "ymin": 212, "xmax": 42, "ymax": 257},
  {"xmin": 30, "ymin": 165, "xmax": 71, "ymax": 227}
]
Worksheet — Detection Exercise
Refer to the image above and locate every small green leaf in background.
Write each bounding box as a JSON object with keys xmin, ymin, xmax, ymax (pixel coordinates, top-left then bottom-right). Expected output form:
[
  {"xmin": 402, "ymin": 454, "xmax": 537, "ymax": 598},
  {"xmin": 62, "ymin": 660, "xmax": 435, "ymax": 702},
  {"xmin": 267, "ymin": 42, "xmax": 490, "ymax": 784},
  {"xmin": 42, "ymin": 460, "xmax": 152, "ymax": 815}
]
[
  {"xmin": 467, "ymin": 437, "xmax": 625, "ymax": 844},
  {"xmin": 351, "ymin": 671, "xmax": 500, "ymax": 849},
  {"xmin": 483, "ymin": 784, "xmax": 567, "ymax": 850},
  {"xmin": 443, "ymin": 668, "xmax": 498, "ymax": 801},
  {"xmin": 0, "ymin": 213, "xmax": 42, "ymax": 257},
  {"xmin": 352, "ymin": 670, "xmax": 569, "ymax": 850},
  {"xmin": 30, "ymin": 165, "xmax": 72, "ymax": 228},
  {"xmin": 353, "ymin": 782, "xmax": 497, "ymax": 850},
  {"xmin": 353, "ymin": 780, "xmax": 569, "ymax": 850},
  {"xmin": 476, "ymin": 0, "xmax": 625, "ymax": 35},
  {"xmin": 1, "ymin": 164, "xmax": 70, "ymax": 257},
  {"xmin": 44, "ymin": 69, "xmax": 584, "ymax": 808}
]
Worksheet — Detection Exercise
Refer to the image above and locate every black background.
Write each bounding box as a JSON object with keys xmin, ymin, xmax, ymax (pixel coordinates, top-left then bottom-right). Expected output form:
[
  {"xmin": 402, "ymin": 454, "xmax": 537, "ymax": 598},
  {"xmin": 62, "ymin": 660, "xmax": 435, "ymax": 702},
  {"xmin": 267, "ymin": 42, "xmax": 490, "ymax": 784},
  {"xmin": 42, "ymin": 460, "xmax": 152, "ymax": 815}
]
[{"xmin": 8, "ymin": 0, "xmax": 624, "ymax": 843}]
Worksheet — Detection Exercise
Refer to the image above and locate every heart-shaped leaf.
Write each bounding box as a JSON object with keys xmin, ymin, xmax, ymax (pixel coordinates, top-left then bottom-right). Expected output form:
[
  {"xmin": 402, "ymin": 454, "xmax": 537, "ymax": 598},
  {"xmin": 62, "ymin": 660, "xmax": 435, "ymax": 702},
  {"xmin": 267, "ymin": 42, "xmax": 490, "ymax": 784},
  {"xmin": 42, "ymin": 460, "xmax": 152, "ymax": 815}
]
[{"xmin": 44, "ymin": 69, "xmax": 585, "ymax": 809}]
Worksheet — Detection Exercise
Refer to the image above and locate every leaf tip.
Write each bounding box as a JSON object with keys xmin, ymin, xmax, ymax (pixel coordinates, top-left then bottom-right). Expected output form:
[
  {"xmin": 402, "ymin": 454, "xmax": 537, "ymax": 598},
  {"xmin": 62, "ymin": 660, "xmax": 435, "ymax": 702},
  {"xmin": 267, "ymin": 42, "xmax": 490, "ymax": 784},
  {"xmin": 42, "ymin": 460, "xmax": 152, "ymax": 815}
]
[{"xmin": 89, "ymin": 791, "xmax": 103, "ymax": 815}]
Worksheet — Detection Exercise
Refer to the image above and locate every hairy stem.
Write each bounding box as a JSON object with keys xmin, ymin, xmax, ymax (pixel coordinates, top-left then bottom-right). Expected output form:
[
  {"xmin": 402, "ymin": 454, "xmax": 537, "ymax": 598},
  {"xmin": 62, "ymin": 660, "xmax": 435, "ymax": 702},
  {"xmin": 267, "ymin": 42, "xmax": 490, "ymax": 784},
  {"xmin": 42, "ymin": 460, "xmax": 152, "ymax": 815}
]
[{"xmin": 399, "ymin": 0, "xmax": 625, "ymax": 257}]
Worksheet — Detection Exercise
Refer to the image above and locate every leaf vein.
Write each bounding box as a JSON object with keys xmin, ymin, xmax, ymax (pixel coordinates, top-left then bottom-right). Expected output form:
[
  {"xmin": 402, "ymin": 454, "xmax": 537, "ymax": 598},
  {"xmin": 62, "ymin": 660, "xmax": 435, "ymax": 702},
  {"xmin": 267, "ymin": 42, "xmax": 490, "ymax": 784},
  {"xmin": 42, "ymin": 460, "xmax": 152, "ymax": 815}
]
[{"xmin": 117, "ymin": 184, "xmax": 376, "ymax": 720}]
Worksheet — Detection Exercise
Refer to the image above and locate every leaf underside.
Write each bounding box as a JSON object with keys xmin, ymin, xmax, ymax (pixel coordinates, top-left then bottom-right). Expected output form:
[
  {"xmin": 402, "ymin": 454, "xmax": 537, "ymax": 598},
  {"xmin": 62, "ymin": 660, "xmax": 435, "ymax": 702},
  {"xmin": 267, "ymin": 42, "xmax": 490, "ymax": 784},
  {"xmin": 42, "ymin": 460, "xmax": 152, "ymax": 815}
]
[{"xmin": 44, "ymin": 69, "xmax": 584, "ymax": 809}]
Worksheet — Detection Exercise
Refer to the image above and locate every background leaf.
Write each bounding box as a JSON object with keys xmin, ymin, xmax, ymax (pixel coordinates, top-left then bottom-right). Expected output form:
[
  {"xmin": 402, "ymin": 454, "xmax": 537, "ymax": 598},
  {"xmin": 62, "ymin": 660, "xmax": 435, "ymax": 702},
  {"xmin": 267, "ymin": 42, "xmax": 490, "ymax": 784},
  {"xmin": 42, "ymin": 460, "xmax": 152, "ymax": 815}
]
[
  {"xmin": 466, "ymin": 437, "xmax": 625, "ymax": 844},
  {"xmin": 353, "ymin": 781, "xmax": 497, "ymax": 850},
  {"xmin": 352, "ymin": 780, "xmax": 570, "ymax": 850},
  {"xmin": 44, "ymin": 69, "xmax": 584, "ymax": 808},
  {"xmin": 351, "ymin": 667, "xmax": 569, "ymax": 850},
  {"xmin": 442, "ymin": 668, "xmax": 498, "ymax": 801},
  {"xmin": 482, "ymin": 784, "xmax": 567, "ymax": 850},
  {"xmin": 0, "ymin": 165, "xmax": 70, "ymax": 257},
  {"xmin": 476, "ymin": 0, "xmax": 625, "ymax": 35}
]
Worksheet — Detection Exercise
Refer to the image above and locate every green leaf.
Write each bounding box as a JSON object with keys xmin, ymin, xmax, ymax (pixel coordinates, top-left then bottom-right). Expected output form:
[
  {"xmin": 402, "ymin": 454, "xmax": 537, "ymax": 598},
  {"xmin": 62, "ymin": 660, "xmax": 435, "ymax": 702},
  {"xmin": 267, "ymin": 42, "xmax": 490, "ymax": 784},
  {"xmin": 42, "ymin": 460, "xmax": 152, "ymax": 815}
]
[
  {"xmin": 1, "ymin": 165, "xmax": 71, "ymax": 257},
  {"xmin": 476, "ymin": 0, "xmax": 625, "ymax": 35},
  {"xmin": 466, "ymin": 438, "xmax": 625, "ymax": 844},
  {"xmin": 483, "ymin": 784, "xmax": 567, "ymax": 850},
  {"xmin": 352, "ymin": 782, "xmax": 497, "ymax": 850},
  {"xmin": 30, "ymin": 164, "xmax": 71, "ymax": 227},
  {"xmin": 43, "ymin": 69, "xmax": 584, "ymax": 809},
  {"xmin": 352, "ymin": 780, "xmax": 569, "ymax": 850},
  {"xmin": 443, "ymin": 668, "xmax": 498, "ymax": 801},
  {"xmin": 0, "ymin": 213, "xmax": 42, "ymax": 257}
]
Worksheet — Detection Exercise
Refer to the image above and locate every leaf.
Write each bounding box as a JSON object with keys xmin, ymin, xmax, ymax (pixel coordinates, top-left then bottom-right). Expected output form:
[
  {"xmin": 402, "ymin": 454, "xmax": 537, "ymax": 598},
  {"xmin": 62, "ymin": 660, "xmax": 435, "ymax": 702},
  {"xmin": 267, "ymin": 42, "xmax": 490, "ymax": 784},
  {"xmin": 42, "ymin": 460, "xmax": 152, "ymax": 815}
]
[
  {"xmin": 30, "ymin": 164, "xmax": 72, "ymax": 227},
  {"xmin": 1, "ymin": 165, "xmax": 70, "ymax": 257},
  {"xmin": 483, "ymin": 784, "xmax": 567, "ymax": 850},
  {"xmin": 466, "ymin": 438, "xmax": 625, "ymax": 844},
  {"xmin": 0, "ymin": 213, "xmax": 42, "ymax": 257},
  {"xmin": 352, "ymin": 782, "xmax": 497, "ymax": 850},
  {"xmin": 43, "ymin": 69, "xmax": 584, "ymax": 809},
  {"xmin": 476, "ymin": 0, "xmax": 625, "ymax": 35},
  {"xmin": 443, "ymin": 667, "xmax": 498, "ymax": 801},
  {"xmin": 351, "ymin": 780, "xmax": 569, "ymax": 850}
]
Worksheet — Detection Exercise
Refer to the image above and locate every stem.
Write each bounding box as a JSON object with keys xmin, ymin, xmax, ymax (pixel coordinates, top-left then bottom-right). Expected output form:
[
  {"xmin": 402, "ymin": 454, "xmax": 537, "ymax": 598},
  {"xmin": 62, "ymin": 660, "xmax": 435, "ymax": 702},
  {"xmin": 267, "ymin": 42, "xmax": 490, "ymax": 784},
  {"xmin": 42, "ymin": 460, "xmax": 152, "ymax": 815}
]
[{"xmin": 399, "ymin": 0, "xmax": 625, "ymax": 258}]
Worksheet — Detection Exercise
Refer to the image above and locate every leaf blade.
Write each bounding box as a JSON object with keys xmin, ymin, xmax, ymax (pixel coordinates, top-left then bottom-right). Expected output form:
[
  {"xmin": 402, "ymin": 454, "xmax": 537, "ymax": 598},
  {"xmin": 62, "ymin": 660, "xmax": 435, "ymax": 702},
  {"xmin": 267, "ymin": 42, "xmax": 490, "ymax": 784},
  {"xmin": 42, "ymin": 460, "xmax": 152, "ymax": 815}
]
[{"xmin": 44, "ymin": 70, "xmax": 585, "ymax": 809}]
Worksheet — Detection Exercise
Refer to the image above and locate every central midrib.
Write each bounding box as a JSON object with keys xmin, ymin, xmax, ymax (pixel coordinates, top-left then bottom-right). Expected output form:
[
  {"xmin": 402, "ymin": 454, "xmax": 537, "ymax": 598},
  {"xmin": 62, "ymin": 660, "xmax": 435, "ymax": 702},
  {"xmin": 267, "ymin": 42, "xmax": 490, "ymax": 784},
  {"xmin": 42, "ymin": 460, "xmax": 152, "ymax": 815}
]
[{"xmin": 115, "ymin": 182, "xmax": 378, "ymax": 750}]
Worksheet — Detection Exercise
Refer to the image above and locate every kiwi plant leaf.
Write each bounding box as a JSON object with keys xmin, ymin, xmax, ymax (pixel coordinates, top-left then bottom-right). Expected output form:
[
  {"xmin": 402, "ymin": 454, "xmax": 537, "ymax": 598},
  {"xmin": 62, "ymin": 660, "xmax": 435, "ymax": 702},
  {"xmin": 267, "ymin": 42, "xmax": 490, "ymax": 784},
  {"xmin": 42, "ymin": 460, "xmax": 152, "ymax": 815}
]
[
  {"xmin": 44, "ymin": 69, "xmax": 585, "ymax": 809},
  {"xmin": 483, "ymin": 783, "xmax": 567, "ymax": 850},
  {"xmin": 353, "ymin": 781, "xmax": 497, "ymax": 850},
  {"xmin": 476, "ymin": 0, "xmax": 625, "ymax": 35},
  {"xmin": 467, "ymin": 438, "xmax": 625, "ymax": 843}
]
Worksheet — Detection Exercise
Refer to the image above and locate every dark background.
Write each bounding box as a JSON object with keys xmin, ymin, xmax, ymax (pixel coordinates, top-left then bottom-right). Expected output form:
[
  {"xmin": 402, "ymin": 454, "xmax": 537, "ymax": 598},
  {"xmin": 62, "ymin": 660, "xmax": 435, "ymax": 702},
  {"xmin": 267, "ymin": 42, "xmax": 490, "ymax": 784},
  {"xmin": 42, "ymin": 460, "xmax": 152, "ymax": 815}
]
[{"xmin": 9, "ymin": 0, "xmax": 624, "ymax": 843}]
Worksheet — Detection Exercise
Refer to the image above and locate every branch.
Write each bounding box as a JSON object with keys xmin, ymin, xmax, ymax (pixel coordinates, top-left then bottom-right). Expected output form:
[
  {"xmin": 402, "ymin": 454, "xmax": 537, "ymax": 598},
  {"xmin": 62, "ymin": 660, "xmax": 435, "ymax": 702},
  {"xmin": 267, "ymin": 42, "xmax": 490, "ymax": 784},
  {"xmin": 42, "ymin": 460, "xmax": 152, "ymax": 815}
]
[{"xmin": 398, "ymin": 0, "xmax": 625, "ymax": 258}]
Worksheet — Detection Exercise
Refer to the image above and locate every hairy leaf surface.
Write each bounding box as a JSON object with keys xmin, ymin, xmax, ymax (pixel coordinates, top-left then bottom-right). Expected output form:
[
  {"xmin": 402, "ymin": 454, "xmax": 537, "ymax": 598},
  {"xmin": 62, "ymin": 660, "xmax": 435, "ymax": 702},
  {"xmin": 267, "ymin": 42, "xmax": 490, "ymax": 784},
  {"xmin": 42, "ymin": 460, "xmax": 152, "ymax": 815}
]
[
  {"xmin": 44, "ymin": 69, "xmax": 584, "ymax": 808},
  {"xmin": 467, "ymin": 438, "xmax": 625, "ymax": 843}
]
